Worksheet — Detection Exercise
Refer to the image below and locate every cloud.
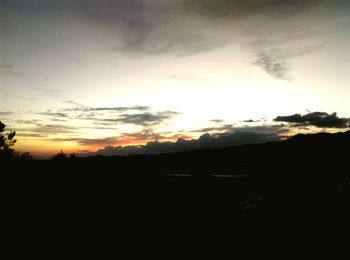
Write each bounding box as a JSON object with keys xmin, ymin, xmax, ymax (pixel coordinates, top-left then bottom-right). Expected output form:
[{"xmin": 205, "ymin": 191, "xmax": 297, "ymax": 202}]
[
  {"xmin": 0, "ymin": 69, "xmax": 25, "ymax": 78},
  {"xmin": 117, "ymin": 111, "xmax": 179, "ymax": 126},
  {"xmin": 64, "ymin": 104, "xmax": 151, "ymax": 113},
  {"xmin": 36, "ymin": 104, "xmax": 177, "ymax": 126},
  {"xmin": 16, "ymin": 119, "xmax": 38, "ymax": 124},
  {"xmin": 190, "ymin": 124, "xmax": 233, "ymax": 133},
  {"xmin": 34, "ymin": 88, "xmax": 61, "ymax": 97},
  {"xmin": 249, "ymin": 41, "xmax": 322, "ymax": 80},
  {"xmin": 16, "ymin": 133, "xmax": 44, "ymax": 138},
  {"xmin": 123, "ymin": 129, "xmax": 167, "ymax": 140},
  {"xmin": 71, "ymin": 110, "xmax": 179, "ymax": 126},
  {"xmin": 252, "ymin": 47, "xmax": 289, "ymax": 80},
  {"xmin": 52, "ymin": 0, "xmax": 328, "ymax": 56},
  {"xmin": 0, "ymin": 63, "xmax": 24, "ymax": 77},
  {"xmin": 31, "ymin": 124, "xmax": 77, "ymax": 134},
  {"xmin": 82, "ymin": 126, "xmax": 284, "ymax": 156},
  {"xmin": 274, "ymin": 112, "xmax": 350, "ymax": 128},
  {"xmin": 210, "ymin": 119, "xmax": 224, "ymax": 123},
  {"xmin": 0, "ymin": 111, "xmax": 14, "ymax": 116},
  {"xmin": 3, "ymin": 0, "xmax": 347, "ymax": 59},
  {"xmin": 53, "ymin": 136, "xmax": 118, "ymax": 146},
  {"xmin": 0, "ymin": 64, "xmax": 13, "ymax": 69},
  {"xmin": 38, "ymin": 110, "xmax": 69, "ymax": 118},
  {"xmin": 24, "ymin": 105, "xmax": 180, "ymax": 139}
]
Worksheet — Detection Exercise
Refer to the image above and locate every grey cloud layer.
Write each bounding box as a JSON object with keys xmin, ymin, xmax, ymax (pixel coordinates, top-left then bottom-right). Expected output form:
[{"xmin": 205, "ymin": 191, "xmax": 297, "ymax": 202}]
[{"xmin": 2, "ymin": 0, "xmax": 349, "ymax": 80}]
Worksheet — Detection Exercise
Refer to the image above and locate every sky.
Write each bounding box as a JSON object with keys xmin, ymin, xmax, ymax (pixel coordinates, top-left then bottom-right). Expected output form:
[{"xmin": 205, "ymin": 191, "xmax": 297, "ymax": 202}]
[{"xmin": 1, "ymin": 0, "xmax": 350, "ymax": 158}]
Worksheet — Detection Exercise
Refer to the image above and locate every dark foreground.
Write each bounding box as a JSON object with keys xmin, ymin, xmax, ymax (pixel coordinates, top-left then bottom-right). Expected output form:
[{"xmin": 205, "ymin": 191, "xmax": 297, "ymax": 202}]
[{"xmin": 2, "ymin": 131, "xmax": 350, "ymax": 232}]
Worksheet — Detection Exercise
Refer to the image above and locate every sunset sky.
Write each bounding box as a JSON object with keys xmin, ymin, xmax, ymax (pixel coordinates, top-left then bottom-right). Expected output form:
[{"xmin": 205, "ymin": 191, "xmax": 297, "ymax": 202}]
[{"xmin": 1, "ymin": 0, "xmax": 350, "ymax": 158}]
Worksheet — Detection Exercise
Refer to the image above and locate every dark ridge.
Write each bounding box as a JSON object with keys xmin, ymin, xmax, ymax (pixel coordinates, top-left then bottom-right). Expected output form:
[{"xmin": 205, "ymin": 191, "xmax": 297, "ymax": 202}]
[{"xmin": 2, "ymin": 130, "xmax": 350, "ymax": 231}]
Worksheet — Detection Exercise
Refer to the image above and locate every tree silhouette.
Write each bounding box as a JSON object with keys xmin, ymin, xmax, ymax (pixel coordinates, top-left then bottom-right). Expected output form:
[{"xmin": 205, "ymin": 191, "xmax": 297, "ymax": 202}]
[
  {"xmin": 0, "ymin": 121, "xmax": 17, "ymax": 160},
  {"xmin": 52, "ymin": 150, "xmax": 68, "ymax": 161}
]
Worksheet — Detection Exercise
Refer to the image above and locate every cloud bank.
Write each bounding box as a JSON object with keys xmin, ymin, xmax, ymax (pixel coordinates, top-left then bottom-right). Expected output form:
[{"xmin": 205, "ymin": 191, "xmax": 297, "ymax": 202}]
[{"xmin": 81, "ymin": 126, "xmax": 284, "ymax": 157}]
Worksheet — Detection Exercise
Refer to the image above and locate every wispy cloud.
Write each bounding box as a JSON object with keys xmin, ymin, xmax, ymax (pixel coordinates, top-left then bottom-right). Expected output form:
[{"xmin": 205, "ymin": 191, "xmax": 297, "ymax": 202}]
[
  {"xmin": 38, "ymin": 110, "xmax": 69, "ymax": 118},
  {"xmin": 52, "ymin": 136, "xmax": 119, "ymax": 146},
  {"xmin": 31, "ymin": 124, "xmax": 77, "ymax": 134},
  {"xmin": 0, "ymin": 63, "xmax": 25, "ymax": 78},
  {"xmin": 0, "ymin": 64, "xmax": 13, "ymax": 69},
  {"xmin": 0, "ymin": 69, "xmax": 25, "ymax": 78},
  {"xmin": 16, "ymin": 119, "xmax": 38, "ymax": 124},
  {"xmin": 253, "ymin": 47, "xmax": 289, "ymax": 80},
  {"xmin": 247, "ymin": 39, "xmax": 324, "ymax": 80},
  {"xmin": 123, "ymin": 129, "xmax": 165, "ymax": 140},
  {"xmin": 190, "ymin": 124, "xmax": 233, "ymax": 133},
  {"xmin": 64, "ymin": 104, "xmax": 150, "ymax": 113},
  {"xmin": 37, "ymin": 103, "xmax": 180, "ymax": 127},
  {"xmin": 34, "ymin": 88, "xmax": 61, "ymax": 98},
  {"xmin": 16, "ymin": 133, "xmax": 45, "ymax": 138},
  {"xmin": 0, "ymin": 111, "xmax": 14, "ymax": 116},
  {"xmin": 210, "ymin": 119, "xmax": 224, "ymax": 123}
]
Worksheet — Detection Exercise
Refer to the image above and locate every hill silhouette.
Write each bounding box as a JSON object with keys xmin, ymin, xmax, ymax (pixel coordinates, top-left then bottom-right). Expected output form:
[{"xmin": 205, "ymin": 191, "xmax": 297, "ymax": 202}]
[{"xmin": 2, "ymin": 130, "xmax": 350, "ymax": 228}]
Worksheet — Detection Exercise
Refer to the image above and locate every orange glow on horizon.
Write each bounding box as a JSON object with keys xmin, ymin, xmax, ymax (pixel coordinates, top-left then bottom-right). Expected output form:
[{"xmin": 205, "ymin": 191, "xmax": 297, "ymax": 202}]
[{"xmin": 15, "ymin": 135, "xmax": 193, "ymax": 158}]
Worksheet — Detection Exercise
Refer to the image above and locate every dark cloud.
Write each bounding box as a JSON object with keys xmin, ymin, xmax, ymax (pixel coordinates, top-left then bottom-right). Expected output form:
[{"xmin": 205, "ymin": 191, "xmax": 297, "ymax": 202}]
[
  {"xmin": 274, "ymin": 112, "xmax": 350, "ymax": 128},
  {"xmin": 117, "ymin": 111, "xmax": 179, "ymax": 126},
  {"xmin": 82, "ymin": 126, "xmax": 284, "ymax": 156}
]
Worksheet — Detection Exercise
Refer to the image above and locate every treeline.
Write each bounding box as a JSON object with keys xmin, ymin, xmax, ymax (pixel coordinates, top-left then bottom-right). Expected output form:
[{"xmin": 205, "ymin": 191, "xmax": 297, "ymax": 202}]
[{"xmin": 1, "ymin": 120, "xmax": 79, "ymax": 161}]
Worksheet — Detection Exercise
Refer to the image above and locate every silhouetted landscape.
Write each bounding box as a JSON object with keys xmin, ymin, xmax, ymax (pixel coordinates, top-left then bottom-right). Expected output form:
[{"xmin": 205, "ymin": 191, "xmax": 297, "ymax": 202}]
[
  {"xmin": 2, "ymin": 1, "xmax": 350, "ymax": 235},
  {"xmin": 2, "ymin": 129, "xmax": 350, "ymax": 225}
]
